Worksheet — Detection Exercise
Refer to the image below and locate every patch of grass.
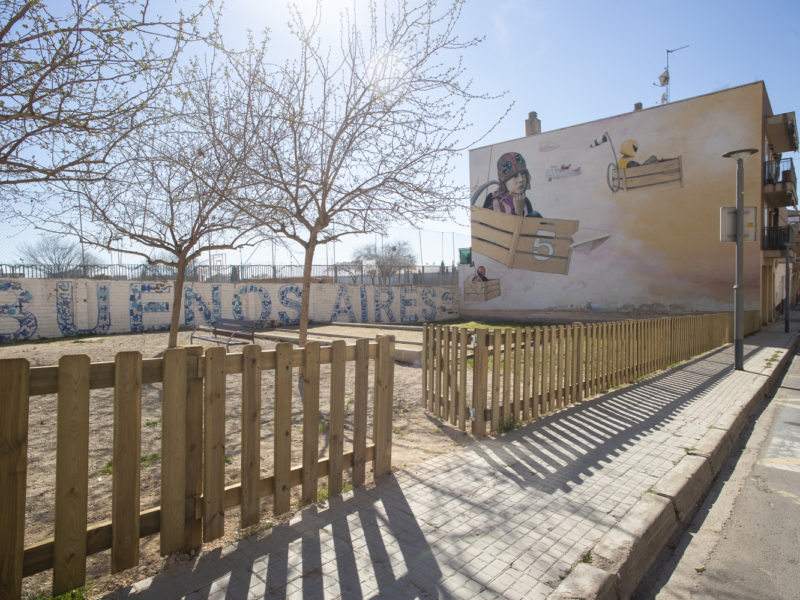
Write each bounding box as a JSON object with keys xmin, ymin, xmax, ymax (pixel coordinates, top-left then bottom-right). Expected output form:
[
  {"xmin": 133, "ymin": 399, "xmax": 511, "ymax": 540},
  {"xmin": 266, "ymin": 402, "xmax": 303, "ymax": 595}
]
[
  {"xmin": 391, "ymin": 426, "xmax": 407, "ymax": 435},
  {"xmin": 224, "ymin": 455, "xmax": 232, "ymax": 465},
  {"xmin": 27, "ymin": 584, "xmax": 93, "ymax": 599},
  {"xmin": 581, "ymin": 552, "xmax": 592, "ymax": 564},
  {"xmin": 100, "ymin": 460, "xmax": 113, "ymax": 475},
  {"xmin": 140, "ymin": 453, "xmax": 161, "ymax": 467},
  {"xmin": 144, "ymin": 418, "xmax": 161, "ymax": 427},
  {"xmin": 456, "ymin": 320, "xmax": 548, "ymax": 330},
  {"xmin": 318, "ymin": 420, "xmax": 330, "ymax": 433},
  {"xmin": 317, "ymin": 483, "xmax": 330, "ymax": 503},
  {"xmin": 497, "ymin": 418, "xmax": 519, "ymax": 435},
  {"xmin": 682, "ymin": 446, "xmax": 696, "ymax": 454}
]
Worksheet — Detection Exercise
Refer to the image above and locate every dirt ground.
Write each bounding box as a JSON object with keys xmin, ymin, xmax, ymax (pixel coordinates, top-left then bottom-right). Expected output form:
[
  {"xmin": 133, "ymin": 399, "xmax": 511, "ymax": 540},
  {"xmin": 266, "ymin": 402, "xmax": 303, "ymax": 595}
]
[{"xmin": 2, "ymin": 330, "xmax": 474, "ymax": 599}]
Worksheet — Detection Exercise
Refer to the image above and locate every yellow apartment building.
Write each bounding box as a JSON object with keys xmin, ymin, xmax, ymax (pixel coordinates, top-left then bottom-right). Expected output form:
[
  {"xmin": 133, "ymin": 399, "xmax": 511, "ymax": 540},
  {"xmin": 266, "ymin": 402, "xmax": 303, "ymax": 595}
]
[{"xmin": 464, "ymin": 81, "xmax": 798, "ymax": 325}]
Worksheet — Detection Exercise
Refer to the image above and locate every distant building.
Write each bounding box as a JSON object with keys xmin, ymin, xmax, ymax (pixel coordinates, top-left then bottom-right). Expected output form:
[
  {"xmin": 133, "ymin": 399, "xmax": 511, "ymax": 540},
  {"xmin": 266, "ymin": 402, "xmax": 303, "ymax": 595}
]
[{"xmin": 464, "ymin": 81, "xmax": 798, "ymax": 325}]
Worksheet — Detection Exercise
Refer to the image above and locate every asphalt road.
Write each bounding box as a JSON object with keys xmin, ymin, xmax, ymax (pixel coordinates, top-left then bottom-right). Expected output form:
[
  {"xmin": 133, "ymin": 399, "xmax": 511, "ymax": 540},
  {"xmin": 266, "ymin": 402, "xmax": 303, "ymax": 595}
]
[{"xmin": 636, "ymin": 346, "xmax": 800, "ymax": 599}]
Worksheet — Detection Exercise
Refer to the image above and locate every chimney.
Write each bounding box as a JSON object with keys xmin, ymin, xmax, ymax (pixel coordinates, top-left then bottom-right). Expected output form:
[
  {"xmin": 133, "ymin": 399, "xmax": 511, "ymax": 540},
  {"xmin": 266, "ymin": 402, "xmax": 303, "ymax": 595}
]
[
  {"xmin": 525, "ymin": 111, "xmax": 541, "ymax": 136},
  {"xmin": 634, "ymin": 102, "xmax": 643, "ymax": 111}
]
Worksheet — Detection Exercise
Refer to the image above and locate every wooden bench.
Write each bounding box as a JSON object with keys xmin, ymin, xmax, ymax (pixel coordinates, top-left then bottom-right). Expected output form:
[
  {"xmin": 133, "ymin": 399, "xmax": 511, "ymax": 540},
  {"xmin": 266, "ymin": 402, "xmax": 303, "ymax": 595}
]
[{"xmin": 190, "ymin": 317, "xmax": 258, "ymax": 350}]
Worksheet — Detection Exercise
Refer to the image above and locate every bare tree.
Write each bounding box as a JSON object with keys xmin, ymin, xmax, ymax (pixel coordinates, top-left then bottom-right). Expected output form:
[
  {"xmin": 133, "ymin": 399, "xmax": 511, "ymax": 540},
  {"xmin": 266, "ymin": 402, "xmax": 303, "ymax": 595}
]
[
  {"xmin": 0, "ymin": 0, "xmax": 212, "ymax": 196},
  {"xmin": 236, "ymin": 0, "xmax": 507, "ymax": 344},
  {"xmin": 18, "ymin": 235, "xmax": 99, "ymax": 275},
  {"xmin": 34, "ymin": 52, "xmax": 265, "ymax": 347},
  {"xmin": 352, "ymin": 240, "xmax": 416, "ymax": 284}
]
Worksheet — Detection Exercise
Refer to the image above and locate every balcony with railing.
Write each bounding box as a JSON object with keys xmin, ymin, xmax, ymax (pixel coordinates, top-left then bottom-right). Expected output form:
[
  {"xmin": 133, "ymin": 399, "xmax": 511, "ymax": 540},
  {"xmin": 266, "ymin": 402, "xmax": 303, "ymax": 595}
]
[
  {"xmin": 764, "ymin": 157, "xmax": 797, "ymax": 208},
  {"xmin": 762, "ymin": 225, "xmax": 797, "ymax": 257}
]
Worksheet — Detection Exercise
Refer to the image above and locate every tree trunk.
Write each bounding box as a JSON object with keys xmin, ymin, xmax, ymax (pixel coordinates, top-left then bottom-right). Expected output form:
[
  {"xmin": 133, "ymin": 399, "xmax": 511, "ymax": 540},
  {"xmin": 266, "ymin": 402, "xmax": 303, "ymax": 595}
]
[
  {"xmin": 168, "ymin": 255, "xmax": 187, "ymax": 348},
  {"xmin": 298, "ymin": 239, "xmax": 317, "ymax": 347}
]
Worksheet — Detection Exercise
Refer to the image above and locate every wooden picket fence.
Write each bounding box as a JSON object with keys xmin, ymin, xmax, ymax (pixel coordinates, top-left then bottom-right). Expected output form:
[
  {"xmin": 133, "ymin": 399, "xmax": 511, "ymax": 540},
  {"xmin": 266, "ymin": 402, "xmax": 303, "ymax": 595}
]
[
  {"xmin": 422, "ymin": 312, "xmax": 760, "ymax": 436},
  {"xmin": 0, "ymin": 337, "xmax": 395, "ymax": 600}
]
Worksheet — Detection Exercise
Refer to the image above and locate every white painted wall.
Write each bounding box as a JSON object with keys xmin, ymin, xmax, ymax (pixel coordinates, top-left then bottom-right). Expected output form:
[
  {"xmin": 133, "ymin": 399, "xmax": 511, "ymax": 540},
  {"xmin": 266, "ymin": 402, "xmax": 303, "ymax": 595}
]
[{"xmin": 0, "ymin": 279, "xmax": 458, "ymax": 342}]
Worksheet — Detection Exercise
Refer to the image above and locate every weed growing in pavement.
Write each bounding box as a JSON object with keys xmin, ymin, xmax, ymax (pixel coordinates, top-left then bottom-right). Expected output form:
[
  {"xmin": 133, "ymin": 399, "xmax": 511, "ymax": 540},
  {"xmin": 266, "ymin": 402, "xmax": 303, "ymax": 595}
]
[{"xmin": 765, "ymin": 351, "xmax": 782, "ymax": 368}]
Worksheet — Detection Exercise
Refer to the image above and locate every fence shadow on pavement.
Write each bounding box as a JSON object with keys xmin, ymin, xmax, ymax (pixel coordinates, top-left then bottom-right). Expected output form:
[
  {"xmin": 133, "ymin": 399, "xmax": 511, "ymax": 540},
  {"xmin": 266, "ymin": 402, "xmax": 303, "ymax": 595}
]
[
  {"xmin": 468, "ymin": 345, "xmax": 745, "ymax": 497},
  {"xmin": 114, "ymin": 476, "xmax": 440, "ymax": 599}
]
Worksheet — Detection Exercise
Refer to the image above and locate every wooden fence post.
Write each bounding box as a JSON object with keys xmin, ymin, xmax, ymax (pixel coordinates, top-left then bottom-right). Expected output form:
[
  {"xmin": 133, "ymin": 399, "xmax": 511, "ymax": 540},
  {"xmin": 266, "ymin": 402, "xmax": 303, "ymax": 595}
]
[
  {"xmin": 0, "ymin": 358, "xmax": 29, "ymax": 600},
  {"xmin": 548, "ymin": 326, "xmax": 557, "ymax": 412},
  {"xmin": 472, "ymin": 329, "xmax": 488, "ymax": 437},
  {"xmin": 302, "ymin": 343, "xmax": 321, "ymax": 506},
  {"xmin": 53, "ymin": 355, "xmax": 90, "ymax": 596},
  {"xmin": 373, "ymin": 335, "xmax": 395, "ymax": 478},
  {"xmin": 421, "ymin": 324, "xmax": 429, "ymax": 407},
  {"xmin": 442, "ymin": 327, "xmax": 450, "ymax": 421},
  {"xmin": 523, "ymin": 327, "xmax": 532, "ymax": 420},
  {"xmin": 449, "ymin": 327, "xmax": 459, "ymax": 426},
  {"xmin": 161, "ymin": 348, "xmax": 187, "ymax": 556},
  {"xmin": 352, "ymin": 339, "xmax": 370, "ymax": 487},
  {"xmin": 514, "ymin": 328, "xmax": 523, "ymax": 421},
  {"xmin": 203, "ymin": 347, "xmax": 226, "ymax": 542},
  {"xmin": 433, "ymin": 326, "xmax": 441, "ymax": 415},
  {"xmin": 184, "ymin": 346, "xmax": 204, "ymax": 551},
  {"xmin": 574, "ymin": 323, "xmax": 584, "ymax": 402},
  {"xmin": 112, "ymin": 352, "xmax": 142, "ymax": 572},
  {"xmin": 532, "ymin": 328, "xmax": 542, "ymax": 418},
  {"xmin": 274, "ymin": 343, "xmax": 293, "ymax": 516},
  {"xmin": 502, "ymin": 328, "xmax": 511, "ymax": 428},
  {"xmin": 556, "ymin": 325, "xmax": 565, "ymax": 409},
  {"xmin": 492, "ymin": 329, "xmax": 501, "ymax": 433},
  {"xmin": 329, "ymin": 340, "xmax": 346, "ymax": 497},
  {"xmin": 565, "ymin": 325, "xmax": 574, "ymax": 406},
  {"xmin": 241, "ymin": 345, "xmax": 262, "ymax": 528},
  {"xmin": 458, "ymin": 329, "xmax": 468, "ymax": 431}
]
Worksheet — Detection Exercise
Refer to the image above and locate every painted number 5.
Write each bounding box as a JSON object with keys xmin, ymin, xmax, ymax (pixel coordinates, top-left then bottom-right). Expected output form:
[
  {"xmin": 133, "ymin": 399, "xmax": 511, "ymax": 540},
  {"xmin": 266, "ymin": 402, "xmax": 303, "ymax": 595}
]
[{"xmin": 532, "ymin": 229, "xmax": 556, "ymax": 261}]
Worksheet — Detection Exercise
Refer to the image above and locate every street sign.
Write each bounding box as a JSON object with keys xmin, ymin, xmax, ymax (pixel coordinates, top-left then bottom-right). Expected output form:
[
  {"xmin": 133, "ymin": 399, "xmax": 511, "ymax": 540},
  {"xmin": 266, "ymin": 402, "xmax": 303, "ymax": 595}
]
[{"xmin": 720, "ymin": 207, "xmax": 758, "ymax": 242}]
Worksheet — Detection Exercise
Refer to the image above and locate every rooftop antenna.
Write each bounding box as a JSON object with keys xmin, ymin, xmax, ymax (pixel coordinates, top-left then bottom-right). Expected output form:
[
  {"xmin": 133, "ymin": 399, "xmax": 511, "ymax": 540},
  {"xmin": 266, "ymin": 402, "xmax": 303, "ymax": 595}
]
[{"xmin": 654, "ymin": 45, "xmax": 689, "ymax": 103}]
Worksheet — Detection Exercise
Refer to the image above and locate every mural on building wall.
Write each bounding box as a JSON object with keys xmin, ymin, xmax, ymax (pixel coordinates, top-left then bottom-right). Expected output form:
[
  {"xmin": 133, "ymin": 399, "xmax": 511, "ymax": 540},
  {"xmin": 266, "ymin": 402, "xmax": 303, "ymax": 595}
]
[
  {"xmin": 466, "ymin": 151, "xmax": 582, "ymax": 301},
  {"xmin": 590, "ymin": 131, "xmax": 683, "ymax": 193},
  {"xmin": 0, "ymin": 279, "xmax": 457, "ymax": 342},
  {"xmin": 466, "ymin": 84, "xmax": 764, "ymax": 313}
]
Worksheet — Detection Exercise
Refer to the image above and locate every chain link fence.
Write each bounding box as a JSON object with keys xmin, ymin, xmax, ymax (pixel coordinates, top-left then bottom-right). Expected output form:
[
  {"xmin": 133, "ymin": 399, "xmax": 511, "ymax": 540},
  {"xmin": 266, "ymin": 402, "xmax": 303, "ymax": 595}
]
[{"xmin": 0, "ymin": 263, "xmax": 459, "ymax": 286}]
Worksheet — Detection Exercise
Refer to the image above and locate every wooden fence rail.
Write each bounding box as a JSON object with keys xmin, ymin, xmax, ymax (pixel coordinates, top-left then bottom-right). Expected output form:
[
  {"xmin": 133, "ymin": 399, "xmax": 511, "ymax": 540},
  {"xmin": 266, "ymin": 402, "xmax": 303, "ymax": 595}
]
[
  {"xmin": 0, "ymin": 336, "xmax": 395, "ymax": 600},
  {"xmin": 422, "ymin": 312, "xmax": 760, "ymax": 437}
]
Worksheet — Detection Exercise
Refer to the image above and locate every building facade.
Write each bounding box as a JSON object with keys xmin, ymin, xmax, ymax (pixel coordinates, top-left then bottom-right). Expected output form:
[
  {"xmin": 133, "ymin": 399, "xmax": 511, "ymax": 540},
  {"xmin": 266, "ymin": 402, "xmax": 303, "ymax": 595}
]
[{"xmin": 463, "ymin": 82, "xmax": 798, "ymax": 324}]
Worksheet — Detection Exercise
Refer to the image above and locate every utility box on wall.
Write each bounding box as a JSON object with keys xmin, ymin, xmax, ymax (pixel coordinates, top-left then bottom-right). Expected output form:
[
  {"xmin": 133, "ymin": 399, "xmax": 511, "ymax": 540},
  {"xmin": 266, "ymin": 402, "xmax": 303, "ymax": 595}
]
[{"xmin": 720, "ymin": 207, "xmax": 758, "ymax": 242}]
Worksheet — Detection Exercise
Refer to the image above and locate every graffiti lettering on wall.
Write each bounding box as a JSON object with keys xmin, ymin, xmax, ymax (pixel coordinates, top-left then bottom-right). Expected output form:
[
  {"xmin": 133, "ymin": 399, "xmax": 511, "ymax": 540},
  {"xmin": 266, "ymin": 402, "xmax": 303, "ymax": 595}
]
[
  {"xmin": 57, "ymin": 281, "xmax": 111, "ymax": 336},
  {"xmin": 0, "ymin": 280, "xmax": 457, "ymax": 342},
  {"xmin": 0, "ymin": 281, "xmax": 37, "ymax": 342}
]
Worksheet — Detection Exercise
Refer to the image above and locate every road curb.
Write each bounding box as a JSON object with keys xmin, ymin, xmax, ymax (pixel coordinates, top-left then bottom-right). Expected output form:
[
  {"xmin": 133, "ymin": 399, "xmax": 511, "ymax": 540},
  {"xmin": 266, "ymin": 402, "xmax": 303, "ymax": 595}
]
[{"xmin": 547, "ymin": 332, "xmax": 799, "ymax": 600}]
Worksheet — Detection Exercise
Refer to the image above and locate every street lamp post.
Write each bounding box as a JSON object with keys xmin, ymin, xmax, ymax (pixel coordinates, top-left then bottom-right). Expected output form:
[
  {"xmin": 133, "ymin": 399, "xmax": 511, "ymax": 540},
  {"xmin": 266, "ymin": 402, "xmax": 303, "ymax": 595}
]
[{"xmin": 722, "ymin": 148, "xmax": 758, "ymax": 370}]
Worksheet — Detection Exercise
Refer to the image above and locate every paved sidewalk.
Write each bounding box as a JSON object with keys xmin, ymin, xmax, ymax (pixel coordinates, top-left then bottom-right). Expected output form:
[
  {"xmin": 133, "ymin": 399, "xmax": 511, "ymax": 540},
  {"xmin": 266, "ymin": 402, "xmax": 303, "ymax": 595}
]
[{"xmin": 111, "ymin": 315, "xmax": 799, "ymax": 600}]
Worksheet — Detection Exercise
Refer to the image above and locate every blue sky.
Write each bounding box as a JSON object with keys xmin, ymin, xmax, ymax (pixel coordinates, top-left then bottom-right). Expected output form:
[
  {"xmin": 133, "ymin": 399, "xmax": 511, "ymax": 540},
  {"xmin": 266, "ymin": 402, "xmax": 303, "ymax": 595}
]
[{"xmin": 7, "ymin": 0, "xmax": 800, "ymax": 268}]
